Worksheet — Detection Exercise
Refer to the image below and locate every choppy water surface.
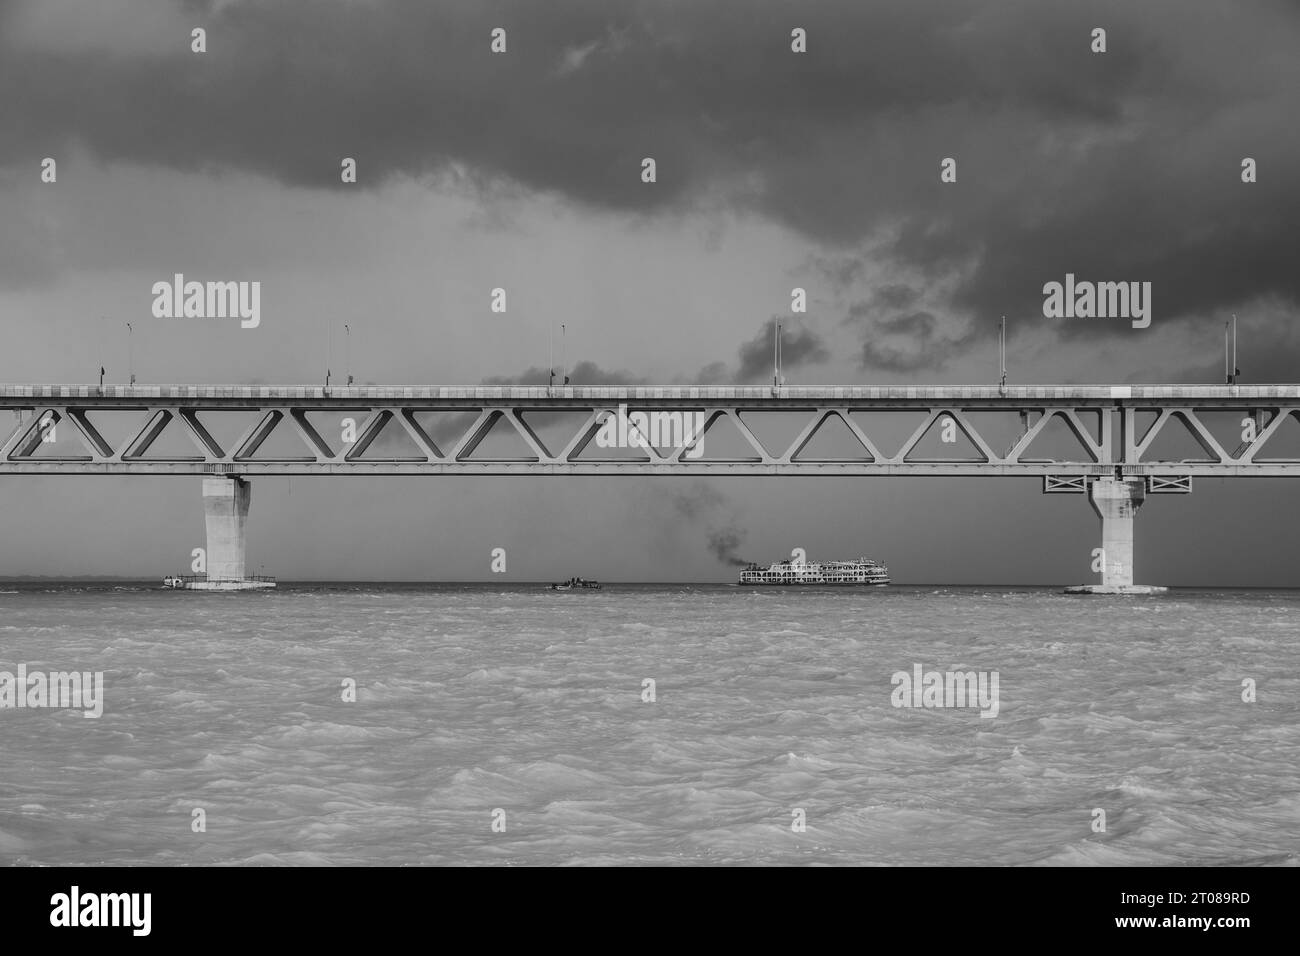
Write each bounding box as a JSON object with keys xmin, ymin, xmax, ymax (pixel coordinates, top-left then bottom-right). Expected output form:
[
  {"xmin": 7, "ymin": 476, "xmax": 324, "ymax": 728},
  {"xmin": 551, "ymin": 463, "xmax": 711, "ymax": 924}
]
[{"xmin": 1, "ymin": 583, "xmax": 1297, "ymax": 866}]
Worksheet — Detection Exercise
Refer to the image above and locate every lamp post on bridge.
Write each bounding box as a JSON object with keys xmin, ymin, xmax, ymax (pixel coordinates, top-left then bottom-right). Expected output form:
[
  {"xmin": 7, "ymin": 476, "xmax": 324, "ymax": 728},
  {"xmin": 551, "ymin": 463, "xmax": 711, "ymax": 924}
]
[
  {"xmin": 998, "ymin": 316, "xmax": 1008, "ymax": 395},
  {"xmin": 772, "ymin": 319, "xmax": 784, "ymax": 396},
  {"xmin": 324, "ymin": 318, "xmax": 332, "ymax": 393},
  {"xmin": 1225, "ymin": 315, "xmax": 1240, "ymax": 386},
  {"xmin": 344, "ymin": 324, "xmax": 353, "ymax": 386}
]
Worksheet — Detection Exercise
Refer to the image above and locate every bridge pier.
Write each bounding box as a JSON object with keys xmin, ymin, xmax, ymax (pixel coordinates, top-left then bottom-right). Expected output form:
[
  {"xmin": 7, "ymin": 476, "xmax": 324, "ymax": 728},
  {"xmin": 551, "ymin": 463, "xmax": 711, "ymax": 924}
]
[
  {"xmin": 197, "ymin": 477, "xmax": 271, "ymax": 589},
  {"xmin": 203, "ymin": 477, "xmax": 249, "ymax": 579},
  {"xmin": 1066, "ymin": 477, "xmax": 1166, "ymax": 595},
  {"xmin": 1091, "ymin": 477, "xmax": 1142, "ymax": 587}
]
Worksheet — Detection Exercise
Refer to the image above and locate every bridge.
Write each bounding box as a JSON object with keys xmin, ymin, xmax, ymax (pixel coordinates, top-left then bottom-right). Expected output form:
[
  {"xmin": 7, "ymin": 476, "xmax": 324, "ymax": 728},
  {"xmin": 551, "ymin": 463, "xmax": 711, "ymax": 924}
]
[{"xmin": 5, "ymin": 384, "xmax": 1300, "ymax": 591}]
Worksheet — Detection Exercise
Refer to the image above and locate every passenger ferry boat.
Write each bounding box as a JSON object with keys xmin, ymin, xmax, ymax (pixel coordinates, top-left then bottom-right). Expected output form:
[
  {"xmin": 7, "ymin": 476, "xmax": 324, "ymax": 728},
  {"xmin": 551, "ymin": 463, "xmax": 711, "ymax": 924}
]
[
  {"xmin": 162, "ymin": 574, "xmax": 277, "ymax": 591},
  {"xmin": 739, "ymin": 556, "xmax": 889, "ymax": 586},
  {"xmin": 550, "ymin": 577, "xmax": 601, "ymax": 591}
]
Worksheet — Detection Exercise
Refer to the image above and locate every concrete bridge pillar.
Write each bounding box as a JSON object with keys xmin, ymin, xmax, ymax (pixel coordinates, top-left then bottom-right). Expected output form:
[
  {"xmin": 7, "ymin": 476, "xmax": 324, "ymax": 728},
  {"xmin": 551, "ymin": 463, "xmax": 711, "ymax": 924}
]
[
  {"xmin": 202, "ymin": 477, "xmax": 250, "ymax": 580},
  {"xmin": 1090, "ymin": 477, "xmax": 1143, "ymax": 587},
  {"xmin": 1065, "ymin": 477, "xmax": 1165, "ymax": 594}
]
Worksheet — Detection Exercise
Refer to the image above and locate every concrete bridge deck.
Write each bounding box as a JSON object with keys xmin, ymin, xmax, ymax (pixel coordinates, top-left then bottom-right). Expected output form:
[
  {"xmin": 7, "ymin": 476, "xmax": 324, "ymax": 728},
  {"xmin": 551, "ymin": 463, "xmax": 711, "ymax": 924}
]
[{"xmin": 3, "ymin": 384, "xmax": 1299, "ymax": 404}]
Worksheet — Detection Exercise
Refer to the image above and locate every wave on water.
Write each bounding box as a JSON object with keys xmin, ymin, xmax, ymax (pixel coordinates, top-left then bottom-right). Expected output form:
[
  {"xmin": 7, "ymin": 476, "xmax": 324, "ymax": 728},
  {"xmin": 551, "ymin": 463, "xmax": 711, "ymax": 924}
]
[{"xmin": 1, "ymin": 585, "xmax": 1297, "ymax": 865}]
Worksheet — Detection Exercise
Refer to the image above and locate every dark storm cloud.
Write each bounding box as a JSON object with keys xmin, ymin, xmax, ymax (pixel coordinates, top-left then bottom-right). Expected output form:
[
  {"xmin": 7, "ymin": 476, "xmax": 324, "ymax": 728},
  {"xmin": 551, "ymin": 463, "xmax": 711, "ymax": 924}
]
[
  {"xmin": 733, "ymin": 321, "xmax": 830, "ymax": 383},
  {"xmin": 811, "ymin": 255, "xmax": 866, "ymax": 291},
  {"xmin": 684, "ymin": 361, "xmax": 729, "ymax": 386},
  {"xmin": 868, "ymin": 284, "xmax": 921, "ymax": 312},
  {"xmin": 855, "ymin": 310, "xmax": 979, "ymax": 373},
  {"xmin": 4, "ymin": 0, "xmax": 1299, "ymax": 339},
  {"xmin": 485, "ymin": 320, "xmax": 831, "ymax": 387},
  {"xmin": 677, "ymin": 319, "xmax": 831, "ymax": 385},
  {"xmin": 1172, "ymin": 312, "xmax": 1300, "ymax": 384},
  {"xmin": 844, "ymin": 287, "xmax": 979, "ymax": 372},
  {"xmin": 481, "ymin": 360, "xmax": 648, "ymax": 387}
]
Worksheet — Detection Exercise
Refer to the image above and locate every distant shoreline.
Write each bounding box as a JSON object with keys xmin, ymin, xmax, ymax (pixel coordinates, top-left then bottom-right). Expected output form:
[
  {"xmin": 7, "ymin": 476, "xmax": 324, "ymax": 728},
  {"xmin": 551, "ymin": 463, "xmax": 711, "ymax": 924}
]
[{"xmin": 1, "ymin": 578, "xmax": 1297, "ymax": 591}]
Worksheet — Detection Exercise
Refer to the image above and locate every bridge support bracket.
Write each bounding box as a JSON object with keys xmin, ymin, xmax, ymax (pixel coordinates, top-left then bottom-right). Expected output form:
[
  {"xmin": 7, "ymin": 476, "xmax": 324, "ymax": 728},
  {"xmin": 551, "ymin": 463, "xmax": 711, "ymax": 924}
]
[
  {"xmin": 1043, "ymin": 474, "xmax": 1089, "ymax": 494},
  {"xmin": 1146, "ymin": 474, "xmax": 1192, "ymax": 494}
]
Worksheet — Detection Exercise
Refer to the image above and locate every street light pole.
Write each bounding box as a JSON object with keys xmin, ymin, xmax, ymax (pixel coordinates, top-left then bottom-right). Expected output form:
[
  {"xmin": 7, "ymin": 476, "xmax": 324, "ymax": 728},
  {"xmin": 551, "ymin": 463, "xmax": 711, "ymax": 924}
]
[{"xmin": 344, "ymin": 323, "xmax": 353, "ymax": 386}]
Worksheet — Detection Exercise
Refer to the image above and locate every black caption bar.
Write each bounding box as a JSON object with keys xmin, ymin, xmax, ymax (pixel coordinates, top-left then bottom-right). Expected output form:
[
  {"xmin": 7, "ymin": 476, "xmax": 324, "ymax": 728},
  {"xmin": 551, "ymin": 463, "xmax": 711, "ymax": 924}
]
[{"xmin": 0, "ymin": 865, "xmax": 1283, "ymax": 945}]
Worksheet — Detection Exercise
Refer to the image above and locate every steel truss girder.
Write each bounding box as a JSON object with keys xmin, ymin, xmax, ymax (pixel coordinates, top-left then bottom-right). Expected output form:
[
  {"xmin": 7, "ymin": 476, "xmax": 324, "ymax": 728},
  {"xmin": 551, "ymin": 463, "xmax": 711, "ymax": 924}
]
[{"xmin": 4, "ymin": 389, "xmax": 1300, "ymax": 477}]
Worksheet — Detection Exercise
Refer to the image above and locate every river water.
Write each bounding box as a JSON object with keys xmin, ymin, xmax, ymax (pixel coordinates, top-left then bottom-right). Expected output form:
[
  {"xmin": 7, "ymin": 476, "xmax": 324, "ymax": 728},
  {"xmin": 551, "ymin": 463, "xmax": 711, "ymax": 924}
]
[{"xmin": 1, "ymin": 583, "xmax": 1296, "ymax": 865}]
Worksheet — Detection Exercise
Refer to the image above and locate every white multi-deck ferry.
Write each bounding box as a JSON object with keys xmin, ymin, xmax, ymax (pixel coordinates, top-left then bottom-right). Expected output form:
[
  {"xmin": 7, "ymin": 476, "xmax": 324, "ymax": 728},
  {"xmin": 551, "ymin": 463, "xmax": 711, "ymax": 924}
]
[
  {"xmin": 738, "ymin": 556, "xmax": 889, "ymax": 586},
  {"xmin": 162, "ymin": 574, "xmax": 276, "ymax": 591}
]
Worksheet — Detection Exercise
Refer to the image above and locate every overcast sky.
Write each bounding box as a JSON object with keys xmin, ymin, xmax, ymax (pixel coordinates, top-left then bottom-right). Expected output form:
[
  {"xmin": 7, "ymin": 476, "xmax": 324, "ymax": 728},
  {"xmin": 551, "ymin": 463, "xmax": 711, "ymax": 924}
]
[{"xmin": 2, "ymin": 0, "xmax": 1299, "ymax": 584}]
